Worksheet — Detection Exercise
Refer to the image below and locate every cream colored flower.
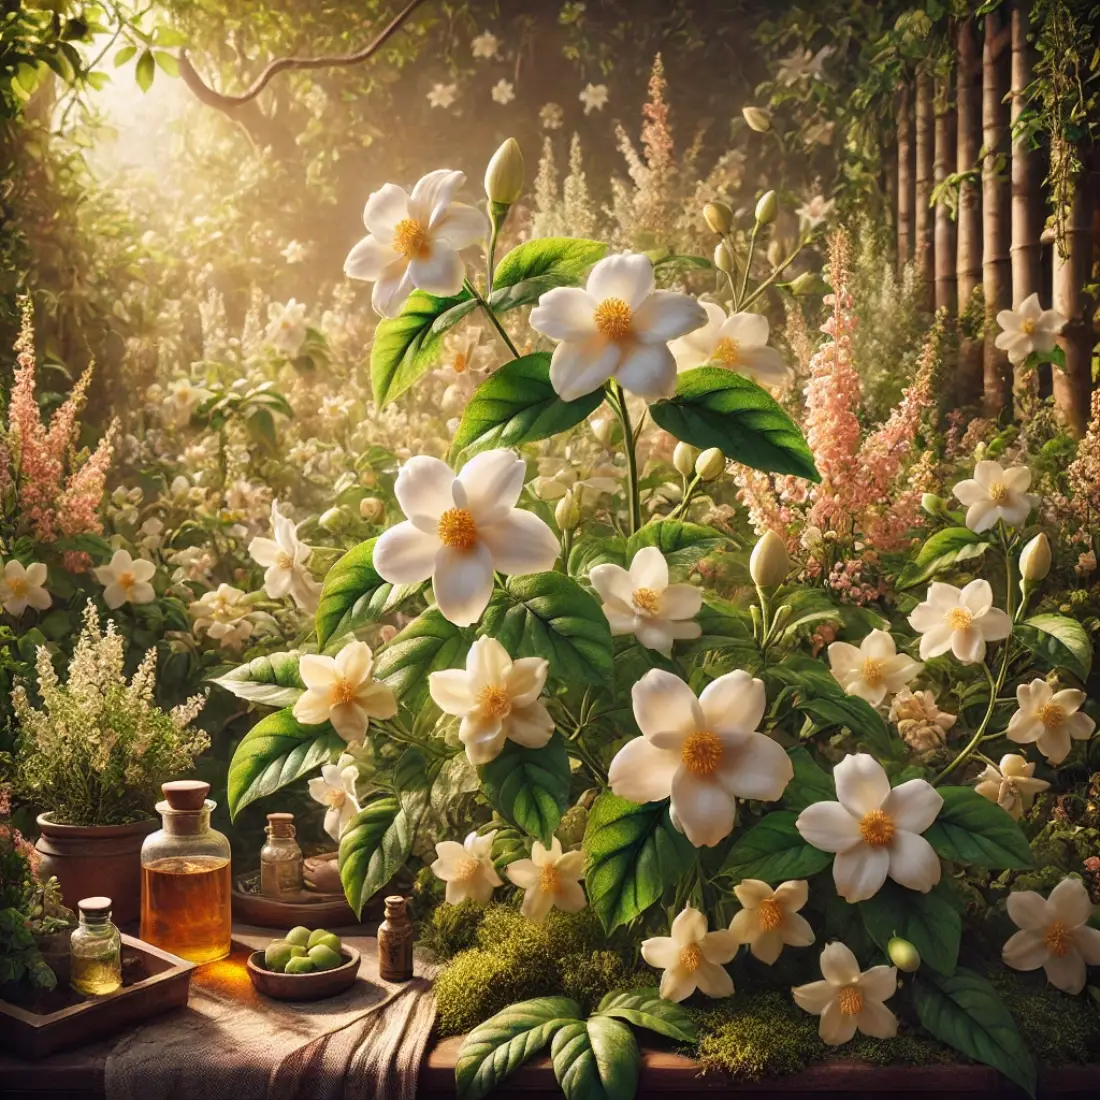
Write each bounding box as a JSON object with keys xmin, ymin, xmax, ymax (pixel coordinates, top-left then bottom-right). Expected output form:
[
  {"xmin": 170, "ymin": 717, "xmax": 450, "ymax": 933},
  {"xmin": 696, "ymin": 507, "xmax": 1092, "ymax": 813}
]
[
  {"xmin": 608, "ymin": 669, "xmax": 793, "ymax": 848},
  {"xmin": 827, "ymin": 630, "xmax": 922, "ymax": 707},
  {"xmin": 428, "ymin": 636, "xmax": 553, "ymax": 765},
  {"xmin": 995, "ymin": 294, "xmax": 1066, "ymax": 366},
  {"xmin": 0, "ymin": 561, "xmax": 51, "ymax": 618},
  {"xmin": 579, "ymin": 82, "xmax": 609, "ymax": 113},
  {"xmin": 94, "ymin": 549, "xmax": 156, "ymax": 609},
  {"xmin": 589, "ymin": 547, "xmax": 702, "ymax": 657},
  {"xmin": 796, "ymin": 753, "xmax": 943, "ymax": 902},
  {"xmin": 307, "ymin": 758, "xmax": 361, "ymax": 842},
  {"xmin": 265, "ymin": 298, "xmax": 308, "ymax": 356},
  {"xmin": 373, "ymin": 449, "xmax": 559, "ymax": 627},
  {"xmin": 490, "ymin": 79, "xmax": 515, "ymax": 105},
  {"xmin": 529, "ymin": 252, "xmax": 707, "ymax": 402},
  {"xmin": 344, "ymin": 169, "xmax": 489, "ymax": 318},
  {"xmin": 669, "ymin": 303, "xmax": 794, "ymax": 389},
  {"xmin": 164, "ymin": 377, "xmax": 211, "ymax": 424},
  {"xmin": 795, "ymin": 195, "xmax": 835, "ymax": 230},
  {"xmin": 249, "ymin": 501, "xmax": 322, "ymax": 613},
  {"xmin": 470, "ymin": 30, "xmax": 500, "ymax": 59},
  {"xmin": 427, "ymin": 82, "xmax": 458, "ymax": 109},
  {"xmin": 1006, "ymin": 679, "xmax": 1095, "ymax": 765},
  {"xmin": 1002, "ymin": 877, "xmax": 1100, "ymax": 994},
  {"xmin": 907, "ymin": 580, "xmax": 1011, "ymax": 664},
  {"xmin": 641, "ymin": 906, "xmax": 737, "ymax": 1002},
  {"xmin": 975, "ymin": 754, "xmax": 1050, "ymax": 820},
  {"xmin": 889, "ymin": 688, "xmax": 957, "ymax": 753},
  {"xmin": 728, "ymin": 879, "xmax": 815, "ymax": 964},
  {"xmin": 951, "ymin": 460, "xmax": 1038, "ymax": 532},
  {"xmin": 293, "ymin": 641, "xmax": 397, "ymax": 743},
  {"xmin": 189, "ymin": 583, "xmax": 253, "ymax": 649},
  {"xmin": 505, "ymin": 836, "xmax": 586, "ymax": 923},
  {"xmin": 792, "ymin": 941, "xmax": 898, "ymax": 1045},
  {"xmin": 431, "ymin": 830, "xmax": 503, "ymax": 905}
]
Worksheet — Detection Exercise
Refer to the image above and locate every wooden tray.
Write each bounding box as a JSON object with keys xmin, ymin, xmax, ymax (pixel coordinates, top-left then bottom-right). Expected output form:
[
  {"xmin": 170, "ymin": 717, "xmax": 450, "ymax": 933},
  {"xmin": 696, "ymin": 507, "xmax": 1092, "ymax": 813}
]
[
  {"xmin": 231, "ymin": 870, "xmax": 359, "ymax": 929},
  {"xmin": 0, "ymin": 935, "xmax": 194, "ymax": 1061}
]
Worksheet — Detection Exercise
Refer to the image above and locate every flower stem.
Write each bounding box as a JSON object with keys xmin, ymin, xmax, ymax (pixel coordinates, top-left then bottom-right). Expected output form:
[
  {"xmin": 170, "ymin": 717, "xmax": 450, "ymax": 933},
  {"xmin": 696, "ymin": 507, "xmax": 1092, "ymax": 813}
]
[
  {"xmin": 738, "ymin": 224, "xmax": 759, "ymax": 309},
  {"xmin": 608, "ymin": 380, "xmax": 642, "ymax": 536},
  {"xmin": 464, "ymin": 277, "xmax": 520, "ymax": 360},
  {"xmin": 933, "ymin": 657, "xmax": 1008, "ymax": 786},
  {"xmin": 740, "ymin": 241, "xmax": 808, "ymax": 312}
]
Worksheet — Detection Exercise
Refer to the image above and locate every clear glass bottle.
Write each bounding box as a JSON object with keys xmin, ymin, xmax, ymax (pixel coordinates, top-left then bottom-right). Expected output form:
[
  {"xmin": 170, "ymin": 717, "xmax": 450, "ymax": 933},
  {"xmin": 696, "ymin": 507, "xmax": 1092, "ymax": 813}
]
[
  {"xmin": 70, "ymin": 896, "xmax": 122, "ymax": 996},
  {"xmin": 140, "ymin": 780, "xmax": 232, "ymax": 964},
  {"xmin": 260, "ymin": 812, "xmax": 304, "ymax": 899}
]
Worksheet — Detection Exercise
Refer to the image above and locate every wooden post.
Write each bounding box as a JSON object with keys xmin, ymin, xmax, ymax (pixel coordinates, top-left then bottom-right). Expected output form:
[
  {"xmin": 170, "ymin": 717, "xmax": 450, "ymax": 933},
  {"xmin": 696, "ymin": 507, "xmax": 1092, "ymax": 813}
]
[
  {"xmin": 897, "ymin": 81, "xmax": 915, "ymax": 269},
  {"xmin": 982, "ymin": 8, "xmax": 1012, "ymax": 416},
  {"xmin": 914, "ymin": 68, "xmax": 935, "ymax": 304},
  {"xmin": 934, "ymin": 68, "xmax": 958, "ymax": 314},
  {"xmin": 956, "ymin": 17, "xmax": 983, "ymax": 403}
]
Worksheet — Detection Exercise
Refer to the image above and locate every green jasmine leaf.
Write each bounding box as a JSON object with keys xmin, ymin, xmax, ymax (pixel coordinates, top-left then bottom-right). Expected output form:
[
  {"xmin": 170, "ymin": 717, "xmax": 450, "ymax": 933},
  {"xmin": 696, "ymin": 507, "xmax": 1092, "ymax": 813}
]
[
  {"xmin": 860, "ymin": 879, "xmax": 961, "ymax": 975},
  {"xmin": 1015, "ymin": 613, "xmax": 1093, "ymax": 682},
  {"xmin": 924, "ymin": 786, "xmax": 1033, "ymax": 869},
  {"xmin": 720, "ymin": 810, "xmax": 832, "ymax": 882},
  {"xmin": 625, "ymin": 519, "xmax": 728, "ymax": 569},
  {"xmin": 551, "ymin": 1015, "xmax": 638, "ymax": 1100},
  {"xmin": 338, "ymin": 794, "xmax": 411, "ymax": 917},
  {"xmin": 479, "ymin": 734, "xmax": 571, "ymax": 845},
  {"xmin": 134, "ymin": 48, "xmax": 155, "ymax": 92},
  {"xmin": 780, "ymin": 745, "xmax": 836, "ymax": 813},
  {"xmin": 489, "ymin": 237, "xmax": 608, "ymax": 312},
  {"xmin": 796, "ymin": 695, "xmax": 898, "ymax": 759},
  {"xmin": 896, "ymin": 526, "xmax": 988, "ymax": 589},
  {"xmin": 373, "ymin": 608, "xmax": 472, "ymax": 711},
  {"xmin": 594, "ymin": 986, "xmax": 698, "ymax": 1042},
  {"xmin": 212, "ymin": 651, "xmax": 306, "ymax": 709}
]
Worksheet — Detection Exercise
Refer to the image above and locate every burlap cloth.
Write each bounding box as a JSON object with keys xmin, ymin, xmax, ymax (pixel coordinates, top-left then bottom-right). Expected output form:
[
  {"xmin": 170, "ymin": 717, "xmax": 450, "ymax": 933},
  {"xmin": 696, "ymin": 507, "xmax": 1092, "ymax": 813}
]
[{"xmin": 104, "ymin": 926, "xmax": 437, "ymax": 1100}]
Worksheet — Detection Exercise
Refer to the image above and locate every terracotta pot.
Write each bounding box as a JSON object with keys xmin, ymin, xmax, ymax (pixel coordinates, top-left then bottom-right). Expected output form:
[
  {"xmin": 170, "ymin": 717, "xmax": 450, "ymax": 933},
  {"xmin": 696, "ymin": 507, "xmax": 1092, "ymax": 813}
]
[{"xmin": 34, "ymin": 814, "xmax": 158, "ymax": 925}]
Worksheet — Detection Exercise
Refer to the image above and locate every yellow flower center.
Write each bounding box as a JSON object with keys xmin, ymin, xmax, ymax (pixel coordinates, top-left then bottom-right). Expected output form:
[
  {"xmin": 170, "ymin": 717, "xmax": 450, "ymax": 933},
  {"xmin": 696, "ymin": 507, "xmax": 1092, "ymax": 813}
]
[
  {"xmin": 862, "ymin": 657, "xmax": 885, "ymax": 687},
  {"xmin": 276, "ymin": 551, "xmax": 294, "ymax": 570},
  {"xmin": 328, "ymin": 789, "xmax": 346, "ymax": 809},
  {"xmin": 1021, "ymin": 318, "xmax": 1036, "ymax": 335},
  {"xmin": 452, "ymin": 351, "xmax": 468, "ymax": 374},
  {"xmin": 838, "ymin": 985, "xmax": 863, "ymax": 1016},
  {"xmin": 454, "ymin": 856, "xmax": 482, "ymax": 882},
  {"xmin": 1038, "ymin": 702, "xmax": 1066, "ymax": 730},
  {"xmin": 859, "ymin": 808, "xmax": 895, "ymax": 847},
  {"xmin": 712, "ymin": 336, "xmax": 741, "ymax": 367},
  {"xmin": 946, "ymin": 607, "xmax": 973, "ymax": 631},
  {"xmin": 477, "ymin": 684, "xmax": 511, "ymax": 718},
  {"xmin": 437, "ymin": 507, "xmax": 478, "ymax": 552},
  {"xmin": 681, "ymin": 730, "xmax": 724, "ymax": 777},
  {"xmin": 332, "ymin": 677, "xmax": 357, "ymax": 707},
  {"xmin": 7, "ymin": 577, "xmax": 28, "ymax": 597},
  {"xmin": 1044, "ymin": 920, "xmax": 1071, "ymax": 957},
  {"xmin": 678, "ymin": 943, "xmax": 703, "ymax": 973},
  {"xmin": 988, "ymin": 482, "xmax": 1010, "ymax": 505},
  {"xmin": 539, "ymin": 864, "xmax": 560, "ymax": 895},
  {"xmin": 392, "ymin": 217, "xmax": 430, "ymax": 259},
  {"xmin": 118, "ymin": 571, "xmax": 136, "ymax": 590},
  {"xmin": 756, "ymin": 897, "xmax": 783, "ymax": 931},
  {"xmin": 593, "ymin": 297, "xmax": 633, "ymax": 340},
  {"xmin": 632, "ymin": 587, "xmax": 661, "ymax": 614}
]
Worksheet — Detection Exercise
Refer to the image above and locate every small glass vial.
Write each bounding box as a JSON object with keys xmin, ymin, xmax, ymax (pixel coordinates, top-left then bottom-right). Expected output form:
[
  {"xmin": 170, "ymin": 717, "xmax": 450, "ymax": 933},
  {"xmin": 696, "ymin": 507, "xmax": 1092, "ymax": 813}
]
[
  {"xmin": 260, "ymin": 812, "xmax": 304, "ymax": 900},
  {"xmin": 70, "ymin": 897, "xmax": 122, "ymax": 996},
  {"xmin": 377, "ymin": 895, "xmax": 414, "ymax": 981}
]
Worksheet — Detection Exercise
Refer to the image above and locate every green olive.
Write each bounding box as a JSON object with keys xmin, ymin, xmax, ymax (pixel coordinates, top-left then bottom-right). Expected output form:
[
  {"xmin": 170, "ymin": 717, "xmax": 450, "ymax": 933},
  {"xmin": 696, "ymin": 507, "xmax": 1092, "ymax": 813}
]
[
  {"xmin": 308, "ymin": 944, "xmax": 343, "ymax": 971},
  {"xmin": 285, "ymin": 925, "xmax": 312, "ymax": 947},
  {"xmin": 285, "ymin": 956, "xmax": 316, "ymax": 975}
]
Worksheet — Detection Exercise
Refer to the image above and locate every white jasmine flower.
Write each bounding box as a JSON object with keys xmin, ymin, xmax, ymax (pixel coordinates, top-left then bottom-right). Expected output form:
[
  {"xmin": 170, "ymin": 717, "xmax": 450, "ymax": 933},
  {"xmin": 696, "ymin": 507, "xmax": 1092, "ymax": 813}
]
[
  {"xmin": 373, "ymin": 449, "xmax": 559, "ymax": 627},
  {"xmin": 293, "ymin": 640, "xmax": 397, "ymax": 743},
  {"xmin": 431, "ymin": 830, "xmax": 503, "ymax": 905},
  {"xmin": 529, "ymin": 253, "xmax": 707, "ymax": 402},
  {"xmin": 470, "ymin": 30, "xmax": 500, "ymax": 59},
  {"xmin": 490, "ymin": 79, "xmax": 515, "ymax": 105},
  {"xmin": 94, "ymin": 550, "xmax": 156, "ymax": 609},
  {"xmin": 951, "ymin": 460, "xmax": 1038, "ymax": 532},
  {"xmin": 307, "ymin": 760, "xmax": 361, "ymax": 842},
  {"xmin": 796, "ymin": 753, "xmax": 943, "ymax": 902},
  {"xmin": 669, "ymin": 302, "xmax": 793, "ymax": 389},
  {"xmin": 539, "ymin": 102, "xmax": 564, "ymax": 129},
  {"xmin": 995, "ymin": 293, "xmax": 1067, "ymax": 365},
  {"xmin": 164, "ymin": 377, "xmax": 211, "ymax": 425},
  {"xmin": 1006, "ymin": 679, "xmax": 1095, "ymax": 765},
  {"xmin": 579, "ymin": 82, "xmax": 608, "ymax": 114},
  {"xmin": 248, "ymin": 501, "xmax": 322, "ymax": 613},
  {"xmin": 907, "ymin": 579, "xmax": 1012, "ymax": 664},
  {"xmin": 641, "ymin": 906, "xmax": 737, "ymax": 1002},
  {"xmin": 440, "ymin": 323, "xmax": 494, "ymax": 376},
  {"xmin": 1003, "ymin": 876, "xmax": 1100, "ymax": 994},
  {"xmin": 428, "ymin": 636, "xmax": 553, "ymax": 765},
  {"xmin": 344, "ymin": 169, "xmax": 489, "ymax": 318},
  {"xmin": 792, "ymin": 942, "xmax": 898, "ymax": 1045},
  {"xmin": 281, "ymin": 239, "xmax": 307, "ymax": 264},
  {"xmin": 530, "ymin": 458, "xmax": 620, "ymax": 505},
  {"xmin": 827, "ymin": 630, "xmax": 922, "ymax": 707},
  {"xmin": 0, "ymin": 561, "xmax": 51, "ymax": 617},
  {"xmin": 589, "ymin": 547, "xmax": 702, "ymax": 656},
  {"xmin": 427, "ymin": 82, "xmax": 458, "ymax": 109},
  {"xmin": 889, "ymin": 688, "xmax": 957, "ymax": 753},
  {"xmin": 795, "ymin": 195, "xmax": 835, "ymax": 231},
  {"xmin": 189, "ymin": 583, "xmax": 253, "ymax": 649},
  {"xmin": 608, "ymin": 668, "xmax": 793, "ymax": 848},
  {"xmin": 728, "ymin": 879, "xmax": 815, "ymax": 965},
  {"xmin": 505, "ymin": 836, "xmax": 586, "ymax": 923},
  {"xmin": 265, "ymin": 298, "xmax": 308, "ymax": 356},
  {"xmin": 975, "ymin": 753, "xmax": 1050, "ymax": 820},
  {"xmin": 777, "ymin": 45, "xmax": 835, "ymax": 86}
]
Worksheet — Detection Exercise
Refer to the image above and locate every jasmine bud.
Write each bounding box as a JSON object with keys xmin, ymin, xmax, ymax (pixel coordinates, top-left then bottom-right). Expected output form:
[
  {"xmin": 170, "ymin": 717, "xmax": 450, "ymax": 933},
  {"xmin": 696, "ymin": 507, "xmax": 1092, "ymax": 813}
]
[
  {"xmin": 750, "ymin": 529, "xmax": 790, "ymax": 587},
  {"xmin": 1019, "ymin": 532, "xmax": 1052, "ymax": 585},
  {"xmin": 742, "ymin": 105, "xmax": 772, "ymax": 132},
  {"xmin": 888, "ymin": 936, "xmax": 921, "ymax": 973},
  {"xmin": 673, "ymin": 441, "xmax": 699, "ymax": 477},
  {"xmin": 695, "ymin": 447, "xmax": 726, "ymax": 482},
  {"xmin": 703, "ymin": 201, "xmax": 733, "ymax": 236},
  {"xmin": 755, "ymin": 190, "xmax": 778, "ymax": 226},
  {"xmin": 485, "ymin": 137, "xmax": 525, "ymax": 206},
  {"xmin": 714, "ymin": 241, "xmax": 734, "ymax": 273}
]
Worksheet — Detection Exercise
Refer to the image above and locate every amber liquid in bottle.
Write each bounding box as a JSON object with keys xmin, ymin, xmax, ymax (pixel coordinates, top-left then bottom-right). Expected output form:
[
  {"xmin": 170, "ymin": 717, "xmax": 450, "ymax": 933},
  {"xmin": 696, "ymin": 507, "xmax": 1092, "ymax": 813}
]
[{"xmin": 140, "ymin": 855, "xmax": 232, "ymax": 964}]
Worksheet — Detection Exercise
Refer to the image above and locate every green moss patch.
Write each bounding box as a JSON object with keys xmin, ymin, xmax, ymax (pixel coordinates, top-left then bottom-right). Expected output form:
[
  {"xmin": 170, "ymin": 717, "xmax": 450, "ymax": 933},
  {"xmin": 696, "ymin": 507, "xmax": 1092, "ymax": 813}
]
[{"xmin": 994, "ymin": 969, "xmax": 1100, "ymax": 1065}]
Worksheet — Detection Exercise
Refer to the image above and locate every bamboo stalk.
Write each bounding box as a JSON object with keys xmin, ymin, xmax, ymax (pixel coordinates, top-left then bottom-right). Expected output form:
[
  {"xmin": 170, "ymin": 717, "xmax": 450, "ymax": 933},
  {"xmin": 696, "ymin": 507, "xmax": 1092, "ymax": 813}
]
[
  {"xmin": 934, "ymin": 69, "xmax": 957, "ymax": 314},
  {"xmin": 956, "ymin": 16, "xmax": 983, "ymax": 403},
  {"xmin": 915, "ymin": 68, "xmax": 935, "ymax": 305},
  {"xmin": 897, "ymin": 81, "xmax": 915, "ymax": 269},
  {"xmin": 982, "ymin": 7, "xmax": 1012, "ymax": 416}
]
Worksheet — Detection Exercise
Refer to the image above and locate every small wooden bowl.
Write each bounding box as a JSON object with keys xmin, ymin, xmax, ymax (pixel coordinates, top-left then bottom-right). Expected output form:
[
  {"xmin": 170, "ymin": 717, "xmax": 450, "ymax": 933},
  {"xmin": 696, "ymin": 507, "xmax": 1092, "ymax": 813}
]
[{"xmin": 245, "ymin": 946, "xmax": 361, "ymax": 1002}]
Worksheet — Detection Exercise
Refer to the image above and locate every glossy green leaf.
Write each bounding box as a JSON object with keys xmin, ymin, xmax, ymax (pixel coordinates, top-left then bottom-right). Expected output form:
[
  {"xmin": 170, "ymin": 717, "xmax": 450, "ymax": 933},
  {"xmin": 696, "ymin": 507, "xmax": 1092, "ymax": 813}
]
[
  {"xmin": 489, "ymin": 237, "xmax": 608, "ymax": 312},
  {"xmin": 924, "ymin": 786, "xmax": 1033, "ymax": 869},
  {"xmin": 625, "ymin": 519, "xmax": 728, "ymax": 569},
  {"xmin": 583, "ymin": 794, "xmax": 694, "ymax": 934},
  {"xmin": 450, "ymin": 353, "xmax": 603, "ymax": 462},
  {"xmin": 720, "ymin": 810, "xmax": 832, "ymax": 882},
  {"xmin": 797, "ymin": 695, "xmax": 897, "ymax": 758},
  {"xmin": 648, "ymin": 367, "xmax": 819, "ymax": 481},
  {"xmin": 479, "ymin": 734, "xmax": 571, "ymax": 845},
  {"xmin": 780, "ymin": 745, "xmax": 836, "ymax": 813},
  {"xmin": 227, "ymin": 708, "xmax": 343, "ymax": 819},
  {"xmin": 456, "ymin": 996, "xmax": 582, "ymax": 1100},
  {"xmin": 212, "ymin": 651, "xmax": 305, "ymax": 709},
  {"xmin": 594, "ymin": 986, "xmax": 698, "ymax": 1042},
  {"xmin": 372, "ymin": 609, "xmax": 471, "ymax": 710},
  {"xmin": 896, "ymin": 526, "xmax": 988, "ymax": 589},
  {"xmin": 481, "ymin": 572, "xmax": 614, "ymax": 687},
  {"xmin": 1015, "ymin": 613, "xmax": 1093, "ymax": 682},
  {"xmin": 134, "ymin": 48, "xmax": 155, "ymax": 91},
  {"xmin": 551, "ymin": 1016, "xmax": 638, "ymax": 1100},
  {"xmin": 860, "ymin": 880, "xmax": 961, "ymax": 975}
]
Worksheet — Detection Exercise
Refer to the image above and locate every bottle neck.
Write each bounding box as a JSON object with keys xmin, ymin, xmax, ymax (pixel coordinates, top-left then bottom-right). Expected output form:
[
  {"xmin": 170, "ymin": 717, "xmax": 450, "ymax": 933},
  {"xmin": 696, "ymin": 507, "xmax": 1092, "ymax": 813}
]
[
  {"xmin": 161, "ymin": 805, "xmax": 211, "ymax": 837},
  {"xmin": 78, "ymin": 914, "xmax": 112, "ymax": 932}
]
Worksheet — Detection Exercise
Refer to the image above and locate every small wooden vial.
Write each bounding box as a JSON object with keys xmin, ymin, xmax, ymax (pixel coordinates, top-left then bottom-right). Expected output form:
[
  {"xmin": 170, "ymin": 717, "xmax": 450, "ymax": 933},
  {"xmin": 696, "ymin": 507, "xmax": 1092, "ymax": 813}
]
[{"xmin": 377, "ymin": 895, "xmax": 414, "ymax": 981}]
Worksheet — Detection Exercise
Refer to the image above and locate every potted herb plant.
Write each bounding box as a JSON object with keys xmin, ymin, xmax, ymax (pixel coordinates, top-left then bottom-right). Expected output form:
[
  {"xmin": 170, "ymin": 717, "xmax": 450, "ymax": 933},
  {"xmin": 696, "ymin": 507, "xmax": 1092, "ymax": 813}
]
[{"xmin": 4, "ymin": 603, "xmax": 208, "ymax": 923}]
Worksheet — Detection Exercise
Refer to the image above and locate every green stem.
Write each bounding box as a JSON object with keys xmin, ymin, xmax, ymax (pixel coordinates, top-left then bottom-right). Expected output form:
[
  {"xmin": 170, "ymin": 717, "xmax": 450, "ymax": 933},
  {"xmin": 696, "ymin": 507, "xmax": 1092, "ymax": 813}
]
[
  {"xmin": 486, "ymin": 223, "xmax": 500, "ymax": 299},
  {"xmin": 608, "ymin": 381, "xmax": 642, "ymax": 536},
  {"xmin": 933, "ymin": 656, "xmax": 1009, "ymax": 786},
  {"xmin": 464, "ymin": 278, "xmax": 520, "ymax": 359},
  {"xmin": 740, "ymin": 241, "xmax": 808, "ymax": 311},
  {"xmin": 738, "ymin": 225, "xmax": 759, "ymax": 309},
  {"xmin": 671, "ymin": 474, "xmax": 701, "ymax": 520}
]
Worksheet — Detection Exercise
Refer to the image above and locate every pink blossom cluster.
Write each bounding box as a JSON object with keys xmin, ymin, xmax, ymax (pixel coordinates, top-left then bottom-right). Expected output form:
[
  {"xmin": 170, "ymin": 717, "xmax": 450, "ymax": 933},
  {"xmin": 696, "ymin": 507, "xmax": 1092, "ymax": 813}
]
[{"xmin": 2, "ymin": 299, "xmax": 116, "ymax": 547}]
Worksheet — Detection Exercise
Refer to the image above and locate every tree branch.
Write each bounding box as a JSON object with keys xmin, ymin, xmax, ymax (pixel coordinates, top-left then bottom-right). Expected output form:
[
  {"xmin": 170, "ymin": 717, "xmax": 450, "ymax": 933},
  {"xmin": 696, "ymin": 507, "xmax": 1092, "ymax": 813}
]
[{"xmin": 177, "ymin": 0, "xmax": 428, "ymax": 113}]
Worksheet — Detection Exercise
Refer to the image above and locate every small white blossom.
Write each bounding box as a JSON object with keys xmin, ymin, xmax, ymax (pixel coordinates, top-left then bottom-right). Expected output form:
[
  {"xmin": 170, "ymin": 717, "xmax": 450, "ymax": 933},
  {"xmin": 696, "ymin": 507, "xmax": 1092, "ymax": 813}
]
[
  {"xmin": 540, "ymin": 102, "xmax": 564, "ymax": 129},
  {"xmin": 490, "ymin": 79, "xmax": 515, "ymax": 105},
  {"xmin": 265, "ymin": 299, "xmax": 308, "ymax": 356},
  {"xmin": 307, "ymin": 758, "xmax": 361, "ymax": 842},
  {"xmin": 0, "ymin": 561, "xmax": 51, "ymax": 618},
  {"xmin": 432, "ymin": 830, "xmax": 503, "ymax": 905},
  {"xmin": 1006, "ymin": 679, "xmax": 1095, "ymax": 765},
  {"xmin": 793, "ymin": 941, "xmax": 898, "ymax": 1045},
  {"xmin": 951, "ymin": 460, "xmax": 1038, "ymax": 532},
  {"xmin": 641, "ymin": 907, "xmax": 736, "ymax": 1002},
  {"xmin": 975, "ymin": 754, "xmax": 1050, "ymax": 820},
  {"xmin": 827, "ymin": 630, "xmax": 922, "ymax": 707},
  {"xmin": 427, "ymin": 82, "xmax": 458, "ymax": 109},
  {"xmin": 94, "ymin": 550, "xmax": 156, "ymax": 609},
  {"xmin": 579, "ymin": 83, "xmax": 608, "ymax": 114},
  {"xmin": 995, "ymin": 294, "xmax": 1067, "ymax": 365},
  {"xmin": 505, "ymin": 836, "xmax": 586, "ymax": 924},
  {"xmin": 294, "ymin": 641, "xmax": 397, "ymax": 743},
  {"xmin": 470, "ymin": 30, "xmax": 500, "ymax": 59},
  {"xmin": 796, "ymin": 195, "xmax": 835, "ymax": 230}
]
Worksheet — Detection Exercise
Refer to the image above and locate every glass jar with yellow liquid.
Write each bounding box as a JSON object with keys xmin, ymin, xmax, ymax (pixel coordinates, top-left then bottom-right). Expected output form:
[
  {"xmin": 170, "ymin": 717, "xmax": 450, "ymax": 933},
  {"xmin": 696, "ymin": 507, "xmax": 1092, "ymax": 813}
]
[
  {"xmin": 70, "ymin": 896, "xmax": 122, "ymax": 995},
  {"xmin": 140, "ymin": 780, "xmax": 232, "ymax": 964}
]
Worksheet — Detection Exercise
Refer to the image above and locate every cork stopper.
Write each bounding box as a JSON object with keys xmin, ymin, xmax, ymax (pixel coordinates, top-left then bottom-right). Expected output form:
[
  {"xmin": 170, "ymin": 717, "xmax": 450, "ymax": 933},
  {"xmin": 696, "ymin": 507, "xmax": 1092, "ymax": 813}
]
[
  {"xmin": 384, "ymin": 895, "xmax": 407, "ymax": 918},
  {"xmin": 161, "ymin": 780, "xmax": 209, "ymax": 811},
  {"xmin": 266, "ymin": 812, "xmax": 296, "ymax": 838},
  {"xmin": 78, "ymin": 896, "xmax": 112, "ymax": 920}
]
